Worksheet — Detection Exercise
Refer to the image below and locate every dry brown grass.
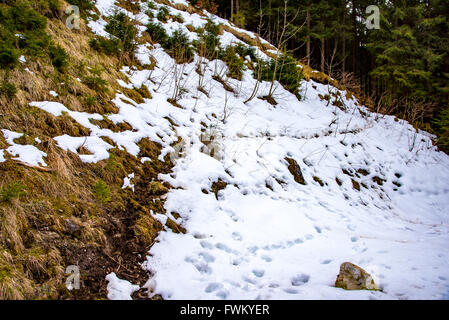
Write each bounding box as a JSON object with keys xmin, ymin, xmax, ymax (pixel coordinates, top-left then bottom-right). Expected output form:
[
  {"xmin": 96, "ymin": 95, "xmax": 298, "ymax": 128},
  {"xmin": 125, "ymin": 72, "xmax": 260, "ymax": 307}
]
[{"xmin": 0, "ymin": 2, "xmax": 176, "ymax": 299}]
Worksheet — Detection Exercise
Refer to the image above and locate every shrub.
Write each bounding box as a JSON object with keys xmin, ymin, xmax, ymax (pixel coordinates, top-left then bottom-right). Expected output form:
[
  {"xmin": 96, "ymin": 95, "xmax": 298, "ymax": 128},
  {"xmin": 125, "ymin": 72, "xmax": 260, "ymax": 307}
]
[
  {"xmin": 68, "ymin": 0, "xmax": 94, "ymax": 13},
  {"xmin": 0, "ymin": 1, "xmax": 50, "ymax": 67},
  {"xmin": 173, "ymin": 14, "xmax": 184, "ymax": 23},
  {"xmin": 163, "ymin": 28, "xmax": 194, "ymax": 62},
  {"xmin": 146, "ymin": 22, "xmax": 168, "ymax": 44},
  {"xmin": 89, "ymin": 36, "xmax": 119, "ymax": 55},
  {"xmin": 156, "ymin": 6, "xmax": 169, "ymax": 22},
  {"xmin": 196, "ymin": 21, "xmax": 220, "ymax": 59},
  {"xmin": 259, "ymin": 54, "xmax": 303, "ymax": 94},
  {"xmin": 92, "ymin": 180, "xmax": 110, "ymax": 203},
  {"xmin": 434, "ymin": 108, "xmax": 449, "ymax": 154},
  {"xmin": 83, "ymin": 67, "xmax": 108, "ymax": 92},
  {"xmin": 49, "ymin": 44, "xmax": 68, "ymax": 71},
  {"xmin": 0, "ymin": 82, "xmax": 17, "ymax": 99},
  {"xmin": 235, "ymin": 43, "xmax": 257, "ymax": 61},
  {"xmin": 85, "ymin": 95, "xmax": 97, "ymax": 106},
  {"xmin": 34, "ymin": 0, "xmax": 63, "ymax": 18},
  {"xmin": 220, "ymin": 46, "xmax": 245, "ymax": 80},
  {"xmin": 145, "ymin": 9, "xmax": 154, "ymax": 18},
  {"xmin": 9, "ymin": 3, "xmax": 47, "ymax": 31},
  {"xmin": 204, "ymin": 19, "xmax": 220, "ymax": 36},
  {"xmin": 104, "ymin": 11, "xmax": 138, "ymax": 57},
  {"xmin": 147, "ymin": 1, "xmax": 156, "ymax": 10},
  {"xmin": 0, "ymin": 46, "xmax": 18, "ymax": 69},
  {"xmin": 189, "ymin": 0, "xmax": 218, "ymax": 14},
  {"xmin": 0, "ymin": 182, "xmax": 26, "ymax": 203}
]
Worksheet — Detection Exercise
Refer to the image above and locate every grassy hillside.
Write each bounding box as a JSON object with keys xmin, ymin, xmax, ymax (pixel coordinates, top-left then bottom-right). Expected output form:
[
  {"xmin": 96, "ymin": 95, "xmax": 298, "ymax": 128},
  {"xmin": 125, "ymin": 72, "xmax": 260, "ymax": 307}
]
[{"xmin": 0, "ymin": 0, "xmax": 183, "ymax": 299}]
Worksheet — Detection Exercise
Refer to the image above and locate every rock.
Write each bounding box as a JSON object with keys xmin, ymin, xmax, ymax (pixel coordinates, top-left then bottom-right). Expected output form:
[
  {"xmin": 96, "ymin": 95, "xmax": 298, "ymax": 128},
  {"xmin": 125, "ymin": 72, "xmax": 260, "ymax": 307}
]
[
  {"xmin": 335, "ymin": 262, "xmax": 379, "ymax": 290},
  {"xmin": 64, "ymin": 219, "xmax": 80, "ymax": 237},
  {"xmin": 285, "ymin": 157, "xmax": 306, "ymax": 185}
]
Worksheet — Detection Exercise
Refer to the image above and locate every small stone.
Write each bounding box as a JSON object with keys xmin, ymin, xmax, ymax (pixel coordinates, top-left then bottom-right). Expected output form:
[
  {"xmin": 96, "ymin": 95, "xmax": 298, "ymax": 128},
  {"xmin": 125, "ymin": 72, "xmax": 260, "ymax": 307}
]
[
  {"xmin": 335, "ymin": 262, "xmax": 379, "ymax": 290},
  {"xmin": 64, "ymin": 219, "xmax": 80, "ymax": 236},
  {"xmin": 285, "ymin": 157, "xmax": 306, "ymax": 185}
]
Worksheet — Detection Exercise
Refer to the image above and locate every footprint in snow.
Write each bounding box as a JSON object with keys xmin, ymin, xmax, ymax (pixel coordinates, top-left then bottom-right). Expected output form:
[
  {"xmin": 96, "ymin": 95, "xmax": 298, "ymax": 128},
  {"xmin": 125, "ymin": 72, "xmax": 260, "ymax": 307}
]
[
  {"xmin": 291, "ymin": 274, "xmax": 310, "ymax": 286},
  {"xmin": 185, "ymin": 257, "xmax": 212, "ymax": 274},
  {"xmin": 347, "ymin": 224, "xmax": 357, "ymax": 231},
  {"xmin": 321, "ymin": 259, "xmax": 332, "ymax": 264},
  {"xmin": 284, "ymin": 288, "xmax": 299, "ymax": 294},
  {"xmin": 215, "ymin": 242, "xmax": 233, "ymax": 253},
  {"xmin": 205, "ymin": 282, "xmax": 223, "ymax": 293},
  {"xmin": 232, "ymin": 231, "xmax": 243, "ymax": 241},
  {"xmin": 216, "ymin": 291, "xmax": 228, "ymax": 299},
  {"xmin": 199, "ymin": 252, "xmax": 215, "ymax": 263},
  {"xmin": 261, "ymin": 255, "xmax": 272, "ymax": 262},
  {"xmin": 200, "ymin": 240, "xmax": 214, "ymax": 250},
  {"xmin": 252, "ymin": 269, "xmax": 265, "ymax": 278}
]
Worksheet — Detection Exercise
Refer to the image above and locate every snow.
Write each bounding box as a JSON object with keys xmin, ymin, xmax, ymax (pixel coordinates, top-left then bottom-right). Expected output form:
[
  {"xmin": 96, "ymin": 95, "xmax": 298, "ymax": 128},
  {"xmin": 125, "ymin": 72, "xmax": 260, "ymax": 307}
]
[
  {"xmin": 122, "ymin": 173, "xmax": 135, "ymax": 192},
  {"xmin": 54, "ymin": 135, "xmax": 113, "ymax": 163},
  {"xmin": 19, "ymin": 0, "xmax": 449, "ymax": 300},
  {"xmin": 49, "ymin": 90, "xmax": 58, "ymax": 97},
  {"xmin": 1, "ymin": 129, "xmax": 47, "ymax": 167},
  {"xmin": 0, "ymin": 150, "xmax": 5, "ymax": 163},
  {"xmin": 19, "ymin": 55, "xmax": 26, "ymax": 63},
  {"xmin": 105, "ymin": 272, "xmax": 139, "ymax": 300},
  {"xmin": 29, "ymin": 101, "xmax": 68, "ymax": 116}
]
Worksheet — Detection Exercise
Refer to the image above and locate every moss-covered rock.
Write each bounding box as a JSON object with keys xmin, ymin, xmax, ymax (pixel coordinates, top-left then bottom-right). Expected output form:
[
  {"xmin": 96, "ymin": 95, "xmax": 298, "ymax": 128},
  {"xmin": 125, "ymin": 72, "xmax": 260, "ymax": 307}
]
[{"xmin": 335, "ymin": 262, "xmax": 379, "ymax": 291}]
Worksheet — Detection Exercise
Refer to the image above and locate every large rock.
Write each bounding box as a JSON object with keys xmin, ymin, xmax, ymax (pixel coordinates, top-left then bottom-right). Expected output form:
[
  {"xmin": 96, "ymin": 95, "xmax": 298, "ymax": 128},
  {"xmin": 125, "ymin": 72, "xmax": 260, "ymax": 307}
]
[{"xmin": 335, "ymin": 262, "xmax": 379, "ymax": 290}]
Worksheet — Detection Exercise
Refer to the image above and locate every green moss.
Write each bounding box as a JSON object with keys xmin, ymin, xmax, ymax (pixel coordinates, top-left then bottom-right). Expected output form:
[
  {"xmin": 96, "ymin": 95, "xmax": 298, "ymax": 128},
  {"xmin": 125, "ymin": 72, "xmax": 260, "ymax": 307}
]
[
  {"xmin": 149, "ymin": 181, "xmax": 168, "ymax": 196},
  {"xmin": 0, "ymin": 81, "xmax": 17, "ymax": 99},
  {"xmin": 0, "ymin": 181, "xmax": 26, "ymax": 203},
  {"xmin": 92, "ymin": 180, "xmax": 111, "ymax": 203}
]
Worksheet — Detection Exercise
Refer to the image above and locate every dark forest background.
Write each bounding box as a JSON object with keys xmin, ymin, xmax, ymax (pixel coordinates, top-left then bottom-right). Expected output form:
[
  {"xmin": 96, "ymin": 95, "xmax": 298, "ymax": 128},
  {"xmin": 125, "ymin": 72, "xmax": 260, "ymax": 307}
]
[{"xmin": 191, "ymin": 0, "xmax": 449, "ymax": 153}]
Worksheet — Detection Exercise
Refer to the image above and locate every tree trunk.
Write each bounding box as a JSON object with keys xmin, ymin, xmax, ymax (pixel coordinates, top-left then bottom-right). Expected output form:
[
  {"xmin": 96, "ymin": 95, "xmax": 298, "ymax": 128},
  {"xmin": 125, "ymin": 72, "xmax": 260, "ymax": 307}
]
[
  {"xmin": 342, "ymin": 6, "xmax": 346, "ymax": 73},
  {"xmin": 321, "ymin": 38, "xmax": 325, "ymax": 73},
  {"xmin": 235, "ymin": 0, "xmax": 240, "ymax": 26},
  {"xmin": 306, "ymin": 9, "xmax": 310, "ymax": 66}
]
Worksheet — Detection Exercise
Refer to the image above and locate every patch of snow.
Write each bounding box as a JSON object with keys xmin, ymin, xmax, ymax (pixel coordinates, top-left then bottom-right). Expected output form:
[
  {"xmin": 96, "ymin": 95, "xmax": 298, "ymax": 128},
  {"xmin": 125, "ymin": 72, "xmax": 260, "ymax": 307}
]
[
  {"xmin": 122, "ymin": 173, "xmax": 135, "ymax": 192},
  {"xmin": 105, "ymin": 272, "xmax": 139, "ymax": 300},
  {"xmin": 49, "ymin": 90, "xmax": 58, "ymax": 97},
  {"xmin": 1, "ymin": 129, "xmax": 47, "ymax": 167},
  {"xmin": 29, "ymin": 101, "xmax": 68, "ymax": 116},
  {"xmin": 54, "ymin": 135, "xmax": 113, "ymax": 163}
]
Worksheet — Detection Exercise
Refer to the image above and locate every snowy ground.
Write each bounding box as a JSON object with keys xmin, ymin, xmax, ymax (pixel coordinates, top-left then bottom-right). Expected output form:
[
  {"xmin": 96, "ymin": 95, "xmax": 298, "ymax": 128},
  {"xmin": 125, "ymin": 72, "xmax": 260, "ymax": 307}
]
[{"xmin": 3, "ymin": 0, "xmax": 448, "ymax": 300}]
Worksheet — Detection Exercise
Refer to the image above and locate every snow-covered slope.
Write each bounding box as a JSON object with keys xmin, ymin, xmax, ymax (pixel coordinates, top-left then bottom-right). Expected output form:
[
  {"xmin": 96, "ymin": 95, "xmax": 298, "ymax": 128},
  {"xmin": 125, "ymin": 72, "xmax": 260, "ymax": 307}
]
[{"xmin": 4, "ymin": 0, "xmax": 448, "ymax": 299}]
